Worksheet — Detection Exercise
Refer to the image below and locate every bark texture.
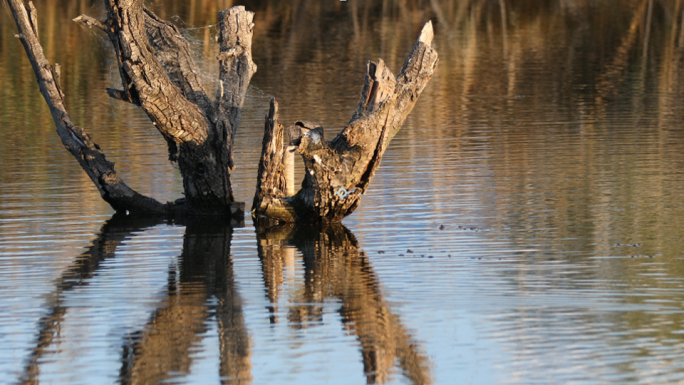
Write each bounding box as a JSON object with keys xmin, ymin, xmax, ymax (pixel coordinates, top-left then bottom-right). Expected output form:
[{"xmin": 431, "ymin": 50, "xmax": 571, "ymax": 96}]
[
  {"xmin": 8, "ymin": 0, "xmax": 167, "ymax": 214},
  {"xmin": 253, "ymin": 22, "xmax": 438, "ymax": 223},
  {"xmin": 91, "ymin": 0, "xmax": 255, "ymax": 216},
  {"xmin": 10, "ymin": 0, "xmax": 436, "ymax": 222},
  {"xmin": 9, "ymin": 0, "xmax": 254, "ymax": 218}
]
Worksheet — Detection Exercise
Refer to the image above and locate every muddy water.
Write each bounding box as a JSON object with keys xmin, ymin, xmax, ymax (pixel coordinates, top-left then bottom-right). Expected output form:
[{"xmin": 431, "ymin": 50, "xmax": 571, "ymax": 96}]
[{"xmin": 2, "ymin": 0, "xmax": 684, "ymax": 384}]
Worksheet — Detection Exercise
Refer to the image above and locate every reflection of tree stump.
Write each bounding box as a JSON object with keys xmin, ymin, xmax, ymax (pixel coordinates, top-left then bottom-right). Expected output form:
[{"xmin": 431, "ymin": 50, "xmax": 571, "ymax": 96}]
[
  {"xmin": 20, "ymin": 216, "xmax": 428, "ymax": 384},
  {"xmin": 121, "ymin": 219, "xmax": 252, "ymax": 384},
  {"xmin": 256, "ymin": 223, "xmax": 432, "ymax": 385},
  {"xmin": 18, "ymin": 213, "xmax": 164, "ymax": 384},
  {"xmin": 18, "ymin": 214, "xmax": 252, "ymax": 384}
]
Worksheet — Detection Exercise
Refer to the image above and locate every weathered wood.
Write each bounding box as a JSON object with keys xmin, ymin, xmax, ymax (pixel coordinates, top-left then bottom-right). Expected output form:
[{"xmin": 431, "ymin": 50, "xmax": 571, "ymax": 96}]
[
  {"xmin": 11, "ymin": 0, "xmax": 255, "ymax": 217},
  {"xmin": 253, "ymin": 22, "xmax": 438, "ymax": 223},
  {"xmin": 142, "ymin": 8, "xmax": 212, "ymax": 111},
  {"xmin": 284, "ymin": 146, "xmax": 296, "ymax": 197},
  {"xmin": 12, "ymin": 0, "xmax": 435, "ymax": 221},
  {"xmin": 216, "ymin": 7, "xmax": 258, "ymax": 173},
  {"xmin": 101, "ymin": 0, "xmax": 208, "ymax": 144},
  {"xmin": 95, "ymin": 0, "xmax": 255, "ymax": 215},
  {"xmin": 253, "ymin": 99, "xmax": 294, "ymax": 224},
  {"xmin": 7, "ymin": 0, "xmax": 168, "ymax": 215}
]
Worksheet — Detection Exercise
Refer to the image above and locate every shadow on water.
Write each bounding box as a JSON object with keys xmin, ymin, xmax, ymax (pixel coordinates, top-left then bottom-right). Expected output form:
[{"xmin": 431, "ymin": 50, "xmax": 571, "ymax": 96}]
[
  {"xmin": 256, "ymin": 224, "xmax": 431, "ymax": 385},
  {"xmin": 17, "ymin": 215, "xmax": 430, "ymax": 385}
]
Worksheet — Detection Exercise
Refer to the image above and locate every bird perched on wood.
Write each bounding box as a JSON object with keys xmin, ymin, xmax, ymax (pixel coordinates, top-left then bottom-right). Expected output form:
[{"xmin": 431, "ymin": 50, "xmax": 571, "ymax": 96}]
[{"xmin": 288, "ymin": 121, "xmax": 325, "ymax": 152}]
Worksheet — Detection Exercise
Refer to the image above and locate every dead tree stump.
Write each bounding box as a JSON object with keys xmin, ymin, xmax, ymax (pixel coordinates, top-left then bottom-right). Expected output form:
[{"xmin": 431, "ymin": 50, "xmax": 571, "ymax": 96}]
[
  {"xmin": 9, "ymin": 0, "xmax": 437, "ymax": 222},
  {"xmin": 8, "ymin": 0, "xmax": 255, "ymax": 218},
  {"xmin": 253, "ymin": 22, "xmax": 438, "ymax": 224}
]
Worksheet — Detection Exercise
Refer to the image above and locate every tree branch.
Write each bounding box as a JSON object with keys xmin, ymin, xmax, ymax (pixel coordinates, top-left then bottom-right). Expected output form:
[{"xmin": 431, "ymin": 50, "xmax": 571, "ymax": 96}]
[
  {"xmin": 82, "ymin": 2, "xmax": 255, "ymax": 215},
  {"xmin": 215, "ymin": 6, "xmax": 258, "ymax": 171},
  {"xmin": 101, "ymin": 0, "xmax": 209, "ymax": 146},
  {"xmin": 253, "ymin": 21, "xmax": 438, "ymax": 223},
  {"xmin": 7, "ymin": 0, "xmax": 167, "ymax": 215},
  {"xmin": 216, "ymin": 7, "xmax": 257, "ymax": 110},
  {"xmin": 142, "ymin": 7, "xmax": 213, "ymax": 112},
  {"xmin": 72, "ymin": 14, "xmax": 108, "ymax": 33}
]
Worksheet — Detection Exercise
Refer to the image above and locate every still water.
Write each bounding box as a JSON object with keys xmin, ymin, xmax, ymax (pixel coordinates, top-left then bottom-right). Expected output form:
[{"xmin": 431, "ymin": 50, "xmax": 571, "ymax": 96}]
[{"xmin": 3, "ymin": 0, "xmax": 684, "ymax": 383}]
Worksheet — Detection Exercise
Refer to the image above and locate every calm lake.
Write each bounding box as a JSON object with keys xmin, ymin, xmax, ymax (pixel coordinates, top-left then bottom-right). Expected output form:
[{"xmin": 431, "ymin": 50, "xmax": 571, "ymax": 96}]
[{"xmin": 2, "ymin": 0, "xmax": 684, "ymax": 383}]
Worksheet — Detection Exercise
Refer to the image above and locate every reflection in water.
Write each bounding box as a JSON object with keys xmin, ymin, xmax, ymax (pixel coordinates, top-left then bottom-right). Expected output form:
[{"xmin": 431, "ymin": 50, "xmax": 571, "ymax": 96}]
[
  {"xmin": 18, "ymin": 214, "xmax": 165, "ymax": 385},
  {"xmin": 4, "ymin": 0, "xmax": 684, "ymax": 383},
  {"xmin": 256, "ymin": 224, "xmax": 431, "ymax": 385},
  {"xmin": 119, "ymin": 219, "xmax": 252, "ymax": 385},
  {"xmin": 18, "ymin": 216, "xmax": 427, "ymax": 384},
  {"xmin": 18, "ymin": 215, "xmax": 252, "ymax": 384}
]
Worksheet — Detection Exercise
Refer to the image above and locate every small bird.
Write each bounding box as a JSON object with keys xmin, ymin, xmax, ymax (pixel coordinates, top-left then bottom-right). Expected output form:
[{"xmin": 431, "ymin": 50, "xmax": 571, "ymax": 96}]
[{"xmin": 289, "ymin": 121, "xmax": 325, "ymax": 151}]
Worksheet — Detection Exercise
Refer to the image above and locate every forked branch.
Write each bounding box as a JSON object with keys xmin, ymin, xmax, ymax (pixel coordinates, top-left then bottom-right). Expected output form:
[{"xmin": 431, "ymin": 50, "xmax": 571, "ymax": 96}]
[
  {"xmin": 87, "ymin": 0, "xmax": 254, "ymax": 214},
  {"xmin": 253, "ymin": 22, "xmax": 439, "ymax": 224},
  {"xmin": 10, "ymin": 0, "xmax": 256, "ymax": 217},
  {"xmin": 10, "ymin": 0, "xmax": 435, "ymax": 223}
]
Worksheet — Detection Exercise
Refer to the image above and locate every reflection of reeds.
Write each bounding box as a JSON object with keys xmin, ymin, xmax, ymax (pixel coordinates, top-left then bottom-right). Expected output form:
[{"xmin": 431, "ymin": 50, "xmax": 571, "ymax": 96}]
[{"xmin": 594, "ymin": 0, "xmax": 650, "ymax": 105}]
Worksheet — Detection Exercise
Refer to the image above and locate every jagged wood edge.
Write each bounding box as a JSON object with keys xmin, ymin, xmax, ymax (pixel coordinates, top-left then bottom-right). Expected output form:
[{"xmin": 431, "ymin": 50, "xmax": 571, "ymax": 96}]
[
  {"xmin": 75, "ymin": 3, "xmax": 256, "ymax": 214},
  {"xmin": 253, "ymin": 22, "xmax": 438, "ymax": 223}
]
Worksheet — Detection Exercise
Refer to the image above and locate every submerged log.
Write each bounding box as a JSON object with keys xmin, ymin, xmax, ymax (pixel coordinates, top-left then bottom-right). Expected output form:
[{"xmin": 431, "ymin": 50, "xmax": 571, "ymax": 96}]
[{"xmin": 253, "ymin": 22, "xmax": 438, "ymax": 224}]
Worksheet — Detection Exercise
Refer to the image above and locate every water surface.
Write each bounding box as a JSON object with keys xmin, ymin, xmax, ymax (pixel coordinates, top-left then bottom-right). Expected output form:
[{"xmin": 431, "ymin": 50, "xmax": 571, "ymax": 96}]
[{"xmin": 2, "ymin": 0, "xmax": 684, "ymax": 384}]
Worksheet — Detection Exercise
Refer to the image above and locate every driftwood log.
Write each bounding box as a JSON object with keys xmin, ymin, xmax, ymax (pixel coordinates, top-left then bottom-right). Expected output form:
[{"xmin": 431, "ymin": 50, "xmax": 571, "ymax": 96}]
[
  {"xmin": 253, "ymin": 22, "xmax": 438, "ymax": 224},
  {"xmin": 9, "ymin": 0, "xmax": 437, "ymax": 223}
]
